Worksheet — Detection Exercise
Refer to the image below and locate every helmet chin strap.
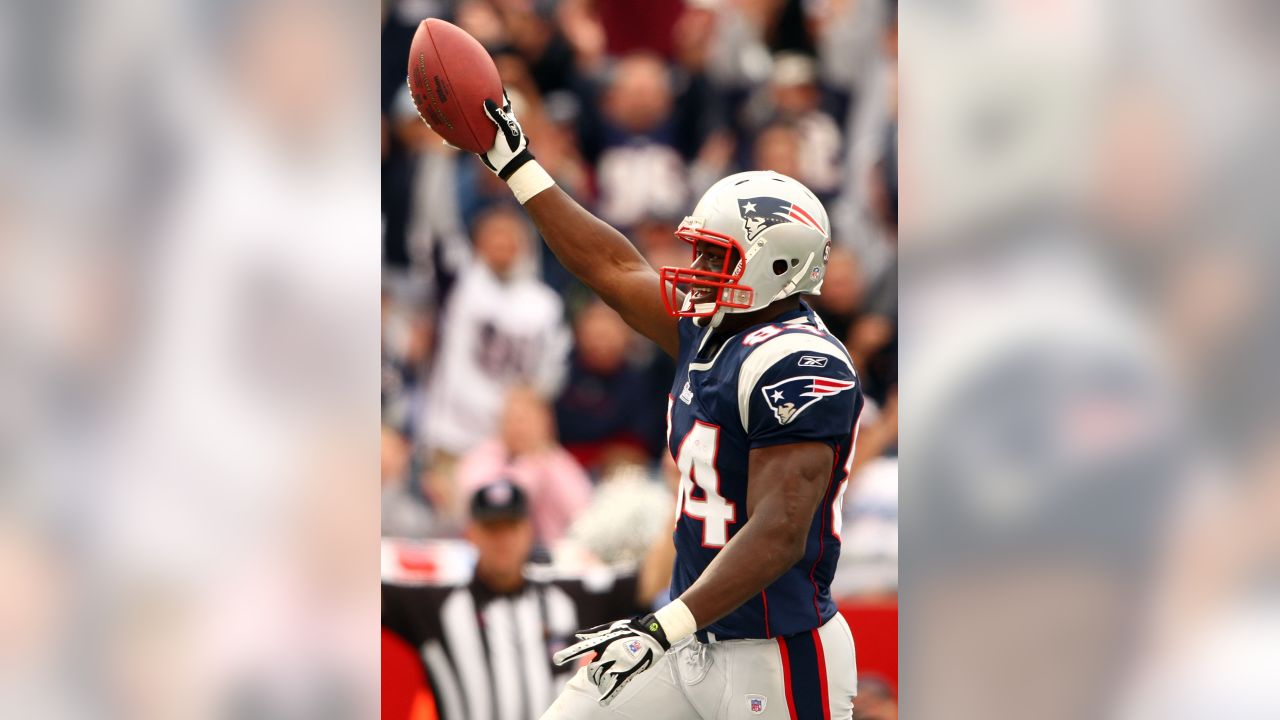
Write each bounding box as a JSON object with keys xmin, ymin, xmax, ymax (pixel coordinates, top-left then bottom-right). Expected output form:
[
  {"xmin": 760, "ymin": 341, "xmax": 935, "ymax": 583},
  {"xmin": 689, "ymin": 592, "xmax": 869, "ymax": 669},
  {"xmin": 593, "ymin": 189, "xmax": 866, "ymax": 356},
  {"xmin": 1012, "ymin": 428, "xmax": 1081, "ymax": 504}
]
[
  {"xmin": 700, "ymin": 307, "xmax": 728, "ymax": 330},
  {"xmin": 683, "ymin": 292, "xmax": 723, "ymax": 328},
  {"xmin": 772, "ymin": 251, "xmax": 816, "ymax": 303}
]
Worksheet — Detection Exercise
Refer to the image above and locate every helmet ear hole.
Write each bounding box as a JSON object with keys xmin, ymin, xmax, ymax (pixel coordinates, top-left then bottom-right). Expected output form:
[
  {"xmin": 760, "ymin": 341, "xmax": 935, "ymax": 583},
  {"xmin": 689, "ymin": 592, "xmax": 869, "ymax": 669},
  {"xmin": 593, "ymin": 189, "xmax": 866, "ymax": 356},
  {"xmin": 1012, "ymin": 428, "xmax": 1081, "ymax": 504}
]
[
  {"xmin": 790, "ymin": 258, "xmax": 799, "ymax": 267},
  {"xmin": 772, "ymin": 259, "xmax": 788, "ymax": 276}
]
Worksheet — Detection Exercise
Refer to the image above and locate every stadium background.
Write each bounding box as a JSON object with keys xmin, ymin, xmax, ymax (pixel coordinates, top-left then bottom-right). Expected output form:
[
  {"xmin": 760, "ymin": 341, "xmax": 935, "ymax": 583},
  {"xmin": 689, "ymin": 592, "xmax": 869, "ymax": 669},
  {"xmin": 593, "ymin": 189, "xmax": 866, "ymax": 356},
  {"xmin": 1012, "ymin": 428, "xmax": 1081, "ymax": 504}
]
[{"xmin": 380, "ymin": 0, "xmax": 898, "ymax": 716}]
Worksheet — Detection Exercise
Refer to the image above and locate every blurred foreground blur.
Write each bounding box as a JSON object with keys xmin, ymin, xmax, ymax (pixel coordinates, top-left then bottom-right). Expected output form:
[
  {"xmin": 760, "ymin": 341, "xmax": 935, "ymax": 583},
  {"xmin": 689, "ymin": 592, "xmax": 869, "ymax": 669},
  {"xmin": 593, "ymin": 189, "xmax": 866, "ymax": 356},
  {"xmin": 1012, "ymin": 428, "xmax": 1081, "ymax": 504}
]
[
  {"xmin": 1, "ymin": 0, "xmax": 379, "ymax": 717},
  {"xmin": 902, "ymin": 0, "xmax": 1280, "ymax": 717}
]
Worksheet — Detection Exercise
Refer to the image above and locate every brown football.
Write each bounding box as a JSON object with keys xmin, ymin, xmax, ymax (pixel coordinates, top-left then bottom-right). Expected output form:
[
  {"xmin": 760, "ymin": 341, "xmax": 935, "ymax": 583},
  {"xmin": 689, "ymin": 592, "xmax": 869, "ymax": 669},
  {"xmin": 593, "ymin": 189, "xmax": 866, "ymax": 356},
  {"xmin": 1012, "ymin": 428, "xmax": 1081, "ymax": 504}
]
[{"xmin": 406, "ymin": 19, "xmax": 502, "ymax": 153}]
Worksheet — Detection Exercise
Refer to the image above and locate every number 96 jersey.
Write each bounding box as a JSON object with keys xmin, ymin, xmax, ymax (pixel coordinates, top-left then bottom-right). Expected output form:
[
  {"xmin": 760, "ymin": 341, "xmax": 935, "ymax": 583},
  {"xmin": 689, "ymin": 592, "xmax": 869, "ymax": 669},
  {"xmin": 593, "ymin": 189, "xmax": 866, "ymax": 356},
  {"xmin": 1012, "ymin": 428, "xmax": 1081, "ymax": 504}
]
[{"xmin": 666, "ymin": 302, "xmax": 864, "ymax": 640}]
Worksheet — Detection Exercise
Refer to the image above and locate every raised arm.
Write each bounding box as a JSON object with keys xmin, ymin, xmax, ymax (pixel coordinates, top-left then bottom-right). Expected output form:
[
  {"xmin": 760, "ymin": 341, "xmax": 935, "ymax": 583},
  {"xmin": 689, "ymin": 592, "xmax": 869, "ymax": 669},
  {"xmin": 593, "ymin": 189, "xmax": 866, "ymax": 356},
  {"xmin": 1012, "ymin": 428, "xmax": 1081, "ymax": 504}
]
[{"xmin": 475, "ymin": 95, "xmax": 680, "ymax": 357}]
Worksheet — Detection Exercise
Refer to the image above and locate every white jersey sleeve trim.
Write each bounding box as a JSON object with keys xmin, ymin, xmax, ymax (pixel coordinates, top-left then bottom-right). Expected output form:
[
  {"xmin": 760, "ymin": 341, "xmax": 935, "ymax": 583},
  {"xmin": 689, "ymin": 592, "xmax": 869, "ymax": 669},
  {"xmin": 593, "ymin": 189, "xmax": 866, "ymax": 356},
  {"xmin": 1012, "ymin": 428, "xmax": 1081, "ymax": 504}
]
[{"xmin": 737, "ymin": 331, "xmax": 854, "ymax": 431}]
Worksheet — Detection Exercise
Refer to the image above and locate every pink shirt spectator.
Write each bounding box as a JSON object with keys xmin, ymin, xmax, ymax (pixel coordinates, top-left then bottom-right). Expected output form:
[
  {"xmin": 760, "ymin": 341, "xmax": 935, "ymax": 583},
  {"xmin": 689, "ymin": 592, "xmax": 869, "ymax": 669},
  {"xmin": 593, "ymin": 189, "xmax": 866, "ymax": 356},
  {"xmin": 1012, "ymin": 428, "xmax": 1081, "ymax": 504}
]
[{"xmin": 455, "ymin": 440, "xmax": 593, "ymax": 546}]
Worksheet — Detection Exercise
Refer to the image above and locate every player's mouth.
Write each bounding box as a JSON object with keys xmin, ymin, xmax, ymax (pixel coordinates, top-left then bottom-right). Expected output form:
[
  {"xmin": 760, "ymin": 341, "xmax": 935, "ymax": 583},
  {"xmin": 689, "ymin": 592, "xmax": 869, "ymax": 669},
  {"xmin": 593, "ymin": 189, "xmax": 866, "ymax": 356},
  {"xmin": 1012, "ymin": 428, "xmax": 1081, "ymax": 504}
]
[{"xmin": 690, "ymin": 286, "xmax": 715, "ymax": 303}]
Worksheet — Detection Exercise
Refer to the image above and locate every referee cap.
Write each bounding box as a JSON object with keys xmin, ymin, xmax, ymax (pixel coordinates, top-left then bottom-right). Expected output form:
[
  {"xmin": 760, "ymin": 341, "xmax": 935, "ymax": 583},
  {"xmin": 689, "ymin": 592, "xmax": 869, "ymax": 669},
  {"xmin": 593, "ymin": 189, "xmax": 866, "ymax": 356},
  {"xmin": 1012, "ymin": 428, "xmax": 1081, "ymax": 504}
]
[{"xmin": 469, "ymin": 478, "xmax": 529, "ymax": 522}]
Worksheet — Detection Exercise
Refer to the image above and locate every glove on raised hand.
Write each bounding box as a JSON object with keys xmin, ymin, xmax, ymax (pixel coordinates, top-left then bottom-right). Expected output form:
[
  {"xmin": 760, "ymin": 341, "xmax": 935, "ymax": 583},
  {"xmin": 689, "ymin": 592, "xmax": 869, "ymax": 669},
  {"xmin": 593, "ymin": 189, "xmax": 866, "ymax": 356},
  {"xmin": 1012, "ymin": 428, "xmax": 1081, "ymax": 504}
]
[{"xmin": 480, "ymin": 92, "xmax": 536, "ymax": 180}]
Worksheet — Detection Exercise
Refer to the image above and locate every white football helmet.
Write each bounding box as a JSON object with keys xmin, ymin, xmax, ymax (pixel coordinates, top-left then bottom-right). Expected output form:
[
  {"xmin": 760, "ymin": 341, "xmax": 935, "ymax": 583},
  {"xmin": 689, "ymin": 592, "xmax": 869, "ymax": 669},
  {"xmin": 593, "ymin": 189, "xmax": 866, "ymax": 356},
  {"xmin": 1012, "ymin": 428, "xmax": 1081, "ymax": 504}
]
[{"xmin": 660, "ymin": 171, "xmax": 832, "ymax": 328}]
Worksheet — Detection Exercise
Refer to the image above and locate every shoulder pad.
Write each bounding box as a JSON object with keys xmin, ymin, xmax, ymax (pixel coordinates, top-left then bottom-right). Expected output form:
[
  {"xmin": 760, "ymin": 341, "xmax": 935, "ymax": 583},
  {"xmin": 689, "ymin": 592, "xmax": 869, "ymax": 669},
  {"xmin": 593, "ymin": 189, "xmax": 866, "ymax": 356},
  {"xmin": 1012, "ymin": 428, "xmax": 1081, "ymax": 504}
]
[{"xmin": 736, "ymin": 325, "xmax": 854, "ymax": 431}]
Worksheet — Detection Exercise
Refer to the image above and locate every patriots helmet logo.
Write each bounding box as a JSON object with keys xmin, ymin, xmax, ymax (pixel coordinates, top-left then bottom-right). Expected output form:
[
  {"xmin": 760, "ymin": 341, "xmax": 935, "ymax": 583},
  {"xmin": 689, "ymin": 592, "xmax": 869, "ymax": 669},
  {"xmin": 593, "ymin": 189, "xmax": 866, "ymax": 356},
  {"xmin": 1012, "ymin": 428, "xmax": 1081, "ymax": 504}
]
[
  {"xmin": 762, "ymin": 375, "xmax": 857, "ymax": 425},
  {"xmin": 738, "ymin": 197, "xmax": 828, "ymax": 243}
]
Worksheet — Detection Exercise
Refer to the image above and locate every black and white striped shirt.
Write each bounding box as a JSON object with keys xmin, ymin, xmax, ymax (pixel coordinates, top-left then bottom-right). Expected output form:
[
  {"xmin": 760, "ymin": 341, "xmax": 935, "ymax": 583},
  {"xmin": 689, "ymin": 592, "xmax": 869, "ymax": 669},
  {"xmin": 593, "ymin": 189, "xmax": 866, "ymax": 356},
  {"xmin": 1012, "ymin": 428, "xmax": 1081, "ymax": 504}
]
[{"xmin": 382, "ymin": 567, "xmax": 644, "ymax": 720}]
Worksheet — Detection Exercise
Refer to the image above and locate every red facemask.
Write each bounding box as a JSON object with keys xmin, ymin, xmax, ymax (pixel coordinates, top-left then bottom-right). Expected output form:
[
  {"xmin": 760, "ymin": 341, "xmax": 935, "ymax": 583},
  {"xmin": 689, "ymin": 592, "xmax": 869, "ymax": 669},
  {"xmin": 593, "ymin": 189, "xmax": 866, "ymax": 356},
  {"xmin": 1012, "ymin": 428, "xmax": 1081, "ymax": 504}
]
[{"xmin": 659, "ymin": 224, "xmax": 755, "ymax": 319}]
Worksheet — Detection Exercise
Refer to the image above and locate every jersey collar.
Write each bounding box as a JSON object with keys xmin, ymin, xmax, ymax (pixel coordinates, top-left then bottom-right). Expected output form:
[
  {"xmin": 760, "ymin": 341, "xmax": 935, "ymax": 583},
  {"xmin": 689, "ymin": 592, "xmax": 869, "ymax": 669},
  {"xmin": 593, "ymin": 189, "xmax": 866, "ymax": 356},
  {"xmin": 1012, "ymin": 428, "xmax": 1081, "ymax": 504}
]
[{"xmin": 693, "ymin": 300, "xmax": 819, "ymax": 366}]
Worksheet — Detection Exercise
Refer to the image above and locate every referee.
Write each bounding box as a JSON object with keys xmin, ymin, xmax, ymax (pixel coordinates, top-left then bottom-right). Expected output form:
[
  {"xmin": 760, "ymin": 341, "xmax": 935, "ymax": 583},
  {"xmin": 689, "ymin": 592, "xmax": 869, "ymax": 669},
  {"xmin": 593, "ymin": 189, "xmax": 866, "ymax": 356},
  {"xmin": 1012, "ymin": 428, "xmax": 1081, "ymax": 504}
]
[{"xmin": 383, "ymin": 478, "xmax": 665, "ymax": 720}]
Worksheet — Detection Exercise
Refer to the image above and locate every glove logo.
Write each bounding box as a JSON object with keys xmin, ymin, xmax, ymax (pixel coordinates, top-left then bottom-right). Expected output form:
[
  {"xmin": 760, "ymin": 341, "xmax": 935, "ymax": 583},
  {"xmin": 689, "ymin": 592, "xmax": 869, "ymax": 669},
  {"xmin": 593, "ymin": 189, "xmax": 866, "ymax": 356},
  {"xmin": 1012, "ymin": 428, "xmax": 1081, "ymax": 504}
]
[
  {"xmin": 497, "ymin": 107, "xmax": 519, "ymax": 137},
  {"xmin": 551, "ymin": 615, "xmax": 668, "ymax": 706}
]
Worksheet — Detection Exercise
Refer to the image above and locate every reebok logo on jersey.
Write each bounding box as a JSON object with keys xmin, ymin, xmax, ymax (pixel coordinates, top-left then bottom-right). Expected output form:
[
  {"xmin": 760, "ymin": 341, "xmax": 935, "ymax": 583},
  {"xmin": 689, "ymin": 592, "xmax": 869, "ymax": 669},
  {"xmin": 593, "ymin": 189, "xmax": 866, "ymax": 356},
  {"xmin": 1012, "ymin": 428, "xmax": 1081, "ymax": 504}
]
[
  {"xmin": 762, "ymin": 375, "xmax": 857, "ymax": 425},
  {"xmin": 797, "ymin": 355, "xmax": 828, "ymax": 367}
]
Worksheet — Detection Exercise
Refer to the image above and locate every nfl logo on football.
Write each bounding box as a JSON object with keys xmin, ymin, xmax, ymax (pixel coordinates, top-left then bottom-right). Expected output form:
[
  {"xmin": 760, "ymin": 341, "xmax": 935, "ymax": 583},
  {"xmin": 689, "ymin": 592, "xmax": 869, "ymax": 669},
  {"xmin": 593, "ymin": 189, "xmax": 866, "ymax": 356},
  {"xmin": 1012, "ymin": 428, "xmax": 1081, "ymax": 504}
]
[{"xmin": 747, "ymin": 695, "xmax": 767, "ymax": 714}]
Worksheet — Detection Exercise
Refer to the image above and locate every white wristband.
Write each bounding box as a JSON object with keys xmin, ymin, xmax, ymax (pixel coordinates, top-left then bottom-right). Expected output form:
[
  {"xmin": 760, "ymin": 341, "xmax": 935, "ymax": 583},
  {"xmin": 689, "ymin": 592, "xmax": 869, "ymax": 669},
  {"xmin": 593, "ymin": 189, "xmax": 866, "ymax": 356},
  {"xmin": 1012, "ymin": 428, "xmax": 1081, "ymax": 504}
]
[
  {"xmin": 506, "ymin": 161, "xmax": 555, "ymax": 204},
  {"xmin": 653, "ymin": 598, "xmax": 697, "ymax": 645}
]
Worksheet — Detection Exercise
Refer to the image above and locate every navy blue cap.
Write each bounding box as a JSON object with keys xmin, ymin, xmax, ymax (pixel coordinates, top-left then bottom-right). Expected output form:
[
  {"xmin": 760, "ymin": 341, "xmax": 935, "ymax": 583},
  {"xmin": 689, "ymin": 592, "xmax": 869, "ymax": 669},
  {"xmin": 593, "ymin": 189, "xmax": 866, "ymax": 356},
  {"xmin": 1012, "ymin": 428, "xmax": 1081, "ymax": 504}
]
[{"xmin": 469, "ymin": 478, "xmax": 529, "ymax": 521}]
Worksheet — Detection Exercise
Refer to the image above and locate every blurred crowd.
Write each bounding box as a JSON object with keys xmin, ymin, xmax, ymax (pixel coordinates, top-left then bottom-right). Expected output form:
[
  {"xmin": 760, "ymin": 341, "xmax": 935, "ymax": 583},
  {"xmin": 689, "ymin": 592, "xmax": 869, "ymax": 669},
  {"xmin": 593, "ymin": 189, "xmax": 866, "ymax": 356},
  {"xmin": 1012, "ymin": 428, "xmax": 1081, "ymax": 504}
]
[{"xmin": 379, "ymin": 0, "xmax": 899, "ymax": 609}]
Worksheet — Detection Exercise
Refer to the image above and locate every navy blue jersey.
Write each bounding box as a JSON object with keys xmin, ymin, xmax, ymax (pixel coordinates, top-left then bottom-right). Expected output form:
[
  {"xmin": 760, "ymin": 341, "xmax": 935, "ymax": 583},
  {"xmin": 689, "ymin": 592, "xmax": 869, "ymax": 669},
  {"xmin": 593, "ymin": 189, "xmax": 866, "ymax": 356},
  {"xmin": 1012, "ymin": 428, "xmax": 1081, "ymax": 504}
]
[{"xmin": 666, "ymin": 301, "xmax": 864, "ymax": 639}]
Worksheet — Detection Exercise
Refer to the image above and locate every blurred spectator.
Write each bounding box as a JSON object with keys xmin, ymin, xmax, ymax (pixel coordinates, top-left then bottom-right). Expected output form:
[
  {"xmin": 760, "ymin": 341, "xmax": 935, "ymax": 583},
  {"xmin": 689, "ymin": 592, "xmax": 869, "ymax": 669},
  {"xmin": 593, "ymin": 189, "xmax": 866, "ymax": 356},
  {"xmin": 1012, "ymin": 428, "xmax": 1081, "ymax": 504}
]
[
  {"xmin": 847, "ymin": 314, "xmax": 896, "ymax": 406},
  {"xmin": 556, "ymin": 0, "xmax": 609, "ymax": 72},
  {"xmin": 834, "ymin": 1, "xmax": 897, "ymax": 276},
  {"xmin": 556, "ymin": 301, "xmax": 666, "ymax": 473},
  {"xmin": 744, "ymin": 52, "xmax": 845, "ymax": 196},
  {"xmin": 853, "ymin": 674, "xmax": 899, "ymax": 720},
  {"xmin": 810, "ymin": 246, "xmax": 866, "ymax": 340},
  {"xmin": 582, "ymin": 53, "xmax": 690, "ymax": 228},
  {"xmin": 672, "ymin": 1, "xmax": 718, "ymax": 73},
  {"xmin": 867, "ymin": 122, "xmax": 898, "ymax": 231},
  {"xmin": 815, "ymin": 0, "xmax": 891, "ymax": 92},
  {"xmin": 390, "ymin": 86, "xmax": 472, "ymax": 304},
  {"xmin": 489, "ymin": 3, "xmax": 580, "ymax": 95},
  {"xmin": 669, "ymin": 3, "xmax": 737, "ymax": 195},
  {"xmin": 381, "ymin": 425, "xmax": 435, "ymax": 539},
  {"xmin": 382, "ymin": 479, "xmax": 658, "ymax": 720},
  {"xmin": 382, "ymin": 1, "xmax": 423, "ymax": 268},
  {"xmin": 564, "ymin": 464, "xmax": 673, "ymax": 568},
  {"xmin": 422, "ymin": 207, "xmax": 570, "ymax": 463},
  {"xmin": 835, "ymin": 421, "xmax": 899, "ymax": 597},
  {"xmin": 382, "ymin": 281, "xmax": 435, "ymax": 436},
  {"xmin": 706, "ymin": 0, "xmax": 817, "ymax": 89},
  {"xmin": 752, "ymin": 121, "xmax": 804, "ymax": 178},
  {"xmin": 452, "ymin": 0, "xmax": 509, "ymax": 49},
  {"xmin": 455, "ymin": 388, "xmax": 592, "ymax": 546},
  {"xmin": 630, "ymin": 214, "xmax": 686, "ymax": 266}
]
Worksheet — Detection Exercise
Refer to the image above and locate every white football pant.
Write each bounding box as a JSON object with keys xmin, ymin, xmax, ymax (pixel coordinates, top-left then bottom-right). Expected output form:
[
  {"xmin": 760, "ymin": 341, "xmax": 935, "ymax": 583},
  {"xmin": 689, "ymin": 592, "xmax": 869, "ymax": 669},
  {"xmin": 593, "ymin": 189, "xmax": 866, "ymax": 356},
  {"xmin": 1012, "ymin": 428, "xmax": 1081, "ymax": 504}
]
[{"xmin": 541, "ymin": 613, "xmax": 856, "ymax": 720}]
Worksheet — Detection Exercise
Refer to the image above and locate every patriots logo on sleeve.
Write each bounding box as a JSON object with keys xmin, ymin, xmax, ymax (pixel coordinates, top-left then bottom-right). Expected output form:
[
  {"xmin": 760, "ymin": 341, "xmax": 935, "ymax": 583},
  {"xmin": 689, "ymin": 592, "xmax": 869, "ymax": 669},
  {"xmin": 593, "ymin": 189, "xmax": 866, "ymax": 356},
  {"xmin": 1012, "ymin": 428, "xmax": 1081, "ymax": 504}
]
[
  {"xmin": 761, "ymin": 375, "xmax": 857, "ymax": 425},
  {"xmin": 738, "ymin": 197, "xmax": 828, "ymax": 242}
]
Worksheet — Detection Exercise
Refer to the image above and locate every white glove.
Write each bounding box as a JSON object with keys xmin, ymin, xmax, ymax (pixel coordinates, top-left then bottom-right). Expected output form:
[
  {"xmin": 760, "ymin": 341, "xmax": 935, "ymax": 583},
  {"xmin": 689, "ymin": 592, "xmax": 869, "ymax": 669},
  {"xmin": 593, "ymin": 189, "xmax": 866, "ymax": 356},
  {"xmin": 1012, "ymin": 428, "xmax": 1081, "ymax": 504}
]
[
  {"xmin": 552, "ymin": 614, "xmax": 672, "ymax": 706},
  {"xmin": 480, "ymin": 92, "xmax": 536, "ymax": 180}
]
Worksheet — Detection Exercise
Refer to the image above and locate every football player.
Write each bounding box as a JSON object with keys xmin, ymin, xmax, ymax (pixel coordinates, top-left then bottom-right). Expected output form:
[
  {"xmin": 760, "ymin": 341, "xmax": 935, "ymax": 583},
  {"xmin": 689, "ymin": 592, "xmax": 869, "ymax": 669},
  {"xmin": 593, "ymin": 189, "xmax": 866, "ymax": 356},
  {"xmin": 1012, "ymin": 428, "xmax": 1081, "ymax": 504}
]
[{"xmin": 470, "ymin": 94, "xmax": 864, "ymax": 720}]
